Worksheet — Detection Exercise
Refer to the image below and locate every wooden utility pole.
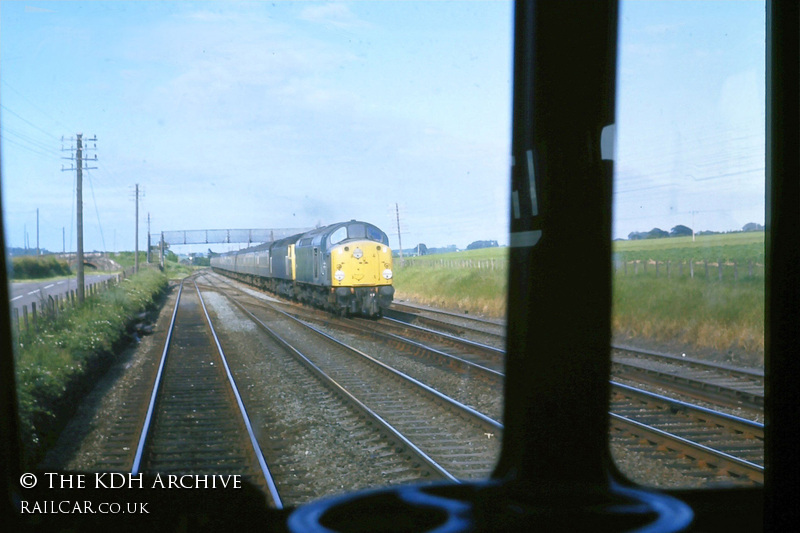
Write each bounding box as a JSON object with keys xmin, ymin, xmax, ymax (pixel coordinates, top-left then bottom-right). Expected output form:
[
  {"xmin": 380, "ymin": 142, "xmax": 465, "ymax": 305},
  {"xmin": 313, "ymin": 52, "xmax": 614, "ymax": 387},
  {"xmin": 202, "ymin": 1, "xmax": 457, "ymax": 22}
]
[
  {"xmin": 36, "ymin": 208, "xmax": 39, "ymax": 256},
  {"xmin": 146, "ymin": 212, "xmax": 151, "ymax": 263},
  {"xmin": 76, "ymin": 136, "xmax": 85, "ymax": 301},
  {"xmin": 135, "ymin": 184, "xmax": 140, "ymax": 273},
  {"xmin": 62, "ymin": 133, "xmax": 97, "ymax": 303},
  {"xmin": 395, "ymin": 203, "xmax": 404, "ymax": 265}
]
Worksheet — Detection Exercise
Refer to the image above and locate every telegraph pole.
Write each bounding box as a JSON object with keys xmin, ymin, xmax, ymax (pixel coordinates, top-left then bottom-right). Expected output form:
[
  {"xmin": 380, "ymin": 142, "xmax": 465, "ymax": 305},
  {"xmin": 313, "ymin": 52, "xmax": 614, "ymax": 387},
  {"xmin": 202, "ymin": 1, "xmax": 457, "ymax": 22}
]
[
  {"xmin": 36, "ymin": 208, "xmax": 39, "ymax": 256},
  {"xmin": 135, "ymin": 184, "xmax": 140, "ymax": 273},
  {"xmin": 395, "ymin": 203, "xmax": 404, "ymax": 265},
  {"xmin": 62, "ymin": 133, "xmax": 97, "ymax": 303},
  {"xmin": 146, "ymin": 213, "xmax": 151, "ymax": 263}
]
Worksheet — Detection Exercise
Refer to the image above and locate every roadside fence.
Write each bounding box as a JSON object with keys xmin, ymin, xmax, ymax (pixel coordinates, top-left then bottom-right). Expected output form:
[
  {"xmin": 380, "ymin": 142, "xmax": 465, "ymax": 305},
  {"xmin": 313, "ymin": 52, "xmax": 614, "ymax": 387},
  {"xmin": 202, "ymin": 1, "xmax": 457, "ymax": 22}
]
[{"xmin": 10, "ymin": 264, "xmax": 157, "ymax": 340}]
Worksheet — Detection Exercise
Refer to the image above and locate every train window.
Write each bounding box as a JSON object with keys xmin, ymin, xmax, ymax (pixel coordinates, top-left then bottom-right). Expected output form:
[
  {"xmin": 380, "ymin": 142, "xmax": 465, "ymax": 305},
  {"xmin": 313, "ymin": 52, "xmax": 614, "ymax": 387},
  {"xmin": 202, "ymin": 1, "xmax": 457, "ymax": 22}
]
[
  {"xmin": 329, "ymin": 226, "xmax": 347, "ymax": 246},
  {"xmin": 610, "ymin": 0, "xmax": 765, "ymax": 489},
  {"xmin": 1, "ymin": 0, "xmax": 512, "ymax": 512},
  {"xmin": 346, "ymin": 223, "xmax": 367, "ymax": 240},
  {"xmin": 366, "ymin": 224, "xmax": 387, "ymax": 245}
]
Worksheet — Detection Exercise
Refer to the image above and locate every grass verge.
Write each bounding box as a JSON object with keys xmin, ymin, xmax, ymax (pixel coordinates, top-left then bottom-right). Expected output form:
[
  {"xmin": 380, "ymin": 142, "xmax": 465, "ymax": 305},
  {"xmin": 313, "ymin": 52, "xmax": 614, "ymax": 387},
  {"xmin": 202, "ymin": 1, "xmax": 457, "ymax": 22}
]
[
  {"xmin": 394, "ymin": 245, "xmax": 763, "ymax": 366},
  {"xmin": 394, "ymin": 248, "xmax": 508, "ymax": 317},
  {"xmin": 14, "ymin": 268, "xmax": 168, "ymax": 466}
]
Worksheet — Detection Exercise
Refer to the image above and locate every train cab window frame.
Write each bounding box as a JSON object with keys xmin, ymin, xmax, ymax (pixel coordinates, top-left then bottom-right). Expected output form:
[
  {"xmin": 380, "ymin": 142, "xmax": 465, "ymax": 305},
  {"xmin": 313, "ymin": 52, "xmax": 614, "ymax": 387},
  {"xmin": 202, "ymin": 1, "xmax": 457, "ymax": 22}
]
[{"xmin": 1, "ymin": 1, "xmax": 791, "ymax": 531}]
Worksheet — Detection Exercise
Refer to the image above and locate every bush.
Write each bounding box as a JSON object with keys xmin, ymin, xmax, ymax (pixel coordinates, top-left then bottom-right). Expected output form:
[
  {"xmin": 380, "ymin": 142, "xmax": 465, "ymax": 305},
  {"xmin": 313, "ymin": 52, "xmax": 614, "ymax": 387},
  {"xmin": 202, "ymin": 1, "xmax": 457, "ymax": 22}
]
[{"xmin": 11, "ymin": 256, "xmax": 72, "ymax": 280}]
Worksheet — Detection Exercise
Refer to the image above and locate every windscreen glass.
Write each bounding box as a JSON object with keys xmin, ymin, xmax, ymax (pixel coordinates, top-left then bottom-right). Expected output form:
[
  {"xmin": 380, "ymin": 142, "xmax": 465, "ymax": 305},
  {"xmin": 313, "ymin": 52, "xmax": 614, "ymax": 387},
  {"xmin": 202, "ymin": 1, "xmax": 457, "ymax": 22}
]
[
  {"xmin": 1, "ymin": 0, "xmax": 513, "ymax": 506},
  {"xmin": 610, "ymin": 0, "xmax": 765, "ymax": 489}
]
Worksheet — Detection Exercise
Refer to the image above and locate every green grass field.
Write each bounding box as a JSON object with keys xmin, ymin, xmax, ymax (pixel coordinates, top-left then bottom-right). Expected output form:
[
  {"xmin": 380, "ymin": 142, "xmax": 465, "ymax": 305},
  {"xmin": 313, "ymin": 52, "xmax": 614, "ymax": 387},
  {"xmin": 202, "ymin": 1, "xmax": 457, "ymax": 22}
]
[
  {"xmin": 613, "ymin": 232, "xmax": 764, "ymax": 264},
  {"xmin": 394, "ymin": 233, "xmax": 764, "ymax": 366}
]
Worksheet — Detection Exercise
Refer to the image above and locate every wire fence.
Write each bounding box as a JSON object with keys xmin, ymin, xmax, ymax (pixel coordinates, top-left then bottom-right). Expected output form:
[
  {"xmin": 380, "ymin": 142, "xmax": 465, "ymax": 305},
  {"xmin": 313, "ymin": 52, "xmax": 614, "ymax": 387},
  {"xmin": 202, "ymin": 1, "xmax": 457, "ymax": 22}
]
[
  {"xmin": 396, "ymin": 256, "xmax": 763, "ymax": 283},
  {"xmin": 613, "ymin": 259, "xmax": 764, "ymax": 282}
]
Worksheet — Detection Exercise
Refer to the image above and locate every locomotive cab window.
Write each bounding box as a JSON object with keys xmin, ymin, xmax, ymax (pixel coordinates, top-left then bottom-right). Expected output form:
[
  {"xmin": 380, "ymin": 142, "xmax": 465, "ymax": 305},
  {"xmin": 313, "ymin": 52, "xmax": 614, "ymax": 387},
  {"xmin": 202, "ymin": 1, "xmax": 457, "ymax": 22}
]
[{"xmin": 329, "ymin": 227, "xmax": 347, "ymax": 246}]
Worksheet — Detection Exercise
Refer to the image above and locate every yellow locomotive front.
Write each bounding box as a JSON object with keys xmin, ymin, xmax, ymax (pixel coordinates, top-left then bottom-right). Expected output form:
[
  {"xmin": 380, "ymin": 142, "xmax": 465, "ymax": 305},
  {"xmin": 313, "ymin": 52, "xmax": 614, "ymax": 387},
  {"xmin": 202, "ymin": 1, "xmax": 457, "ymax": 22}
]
[{"xmin": 327, "ymin": 221, "xmax": 394, "ymax": 316}]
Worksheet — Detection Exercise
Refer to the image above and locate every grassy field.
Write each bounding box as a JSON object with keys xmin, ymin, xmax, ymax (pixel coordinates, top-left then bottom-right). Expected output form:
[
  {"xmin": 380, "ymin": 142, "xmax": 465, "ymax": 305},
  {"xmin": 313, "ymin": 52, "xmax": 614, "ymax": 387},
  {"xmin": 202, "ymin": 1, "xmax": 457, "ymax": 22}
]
[
  {"xmin": 613, "ymin": 231, "xmax": 764, "ymax": 264},
  {"xmin": 394, "ymin": 233, "xmax": 764, "ymax": 366}
]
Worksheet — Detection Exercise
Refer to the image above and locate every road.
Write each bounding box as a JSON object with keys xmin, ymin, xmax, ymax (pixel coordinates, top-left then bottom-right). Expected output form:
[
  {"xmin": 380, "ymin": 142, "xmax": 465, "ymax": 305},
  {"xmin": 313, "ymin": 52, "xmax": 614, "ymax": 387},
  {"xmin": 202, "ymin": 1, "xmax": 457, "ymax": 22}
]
[{"xmin": 8, "ymin": 274, "xmax": 116, "ymax": 316}]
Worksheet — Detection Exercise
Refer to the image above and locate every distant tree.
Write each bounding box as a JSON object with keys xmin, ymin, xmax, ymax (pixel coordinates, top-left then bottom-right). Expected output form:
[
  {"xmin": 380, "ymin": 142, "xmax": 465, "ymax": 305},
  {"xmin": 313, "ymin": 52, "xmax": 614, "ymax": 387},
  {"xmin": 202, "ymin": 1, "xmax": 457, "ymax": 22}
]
[
  {"xmin": 670, "ymin": 225, "xmax": 693, "ymax": 237},
  {"xmin": 645, "ymin": 228, "xmax": 669, "ymax": 239},
  {"xmin": 415, "ymin": 243, "xmax": 428, "ymax": 256},
  {"xmin": 742, "ymin": 222, "xmax": 764, "ymax": 232},
  {"xmin": 467, "ymin": 240, "xmax": 499, "ymax": 250},
  {"xmin": 627, "ymin": 231, "xmax": 646, "ymax": 240}
]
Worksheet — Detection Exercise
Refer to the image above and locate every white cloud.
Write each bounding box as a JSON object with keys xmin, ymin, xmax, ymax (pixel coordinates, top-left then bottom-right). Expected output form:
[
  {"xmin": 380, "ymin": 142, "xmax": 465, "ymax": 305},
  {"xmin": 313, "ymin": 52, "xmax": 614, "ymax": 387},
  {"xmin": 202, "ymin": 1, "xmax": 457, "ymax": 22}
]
[{"xmin": 299, "ymin": 3, "xmax": 369, "ymax": 29}]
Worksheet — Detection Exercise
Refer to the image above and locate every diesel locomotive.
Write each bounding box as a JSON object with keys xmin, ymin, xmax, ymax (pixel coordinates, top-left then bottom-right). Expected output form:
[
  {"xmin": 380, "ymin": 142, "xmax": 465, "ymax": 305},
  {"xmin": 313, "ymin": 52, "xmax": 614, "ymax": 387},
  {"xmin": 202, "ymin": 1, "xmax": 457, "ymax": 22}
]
[{"xmin": 210, "ymin": 220, "xmax": 394, "ymax": 317}]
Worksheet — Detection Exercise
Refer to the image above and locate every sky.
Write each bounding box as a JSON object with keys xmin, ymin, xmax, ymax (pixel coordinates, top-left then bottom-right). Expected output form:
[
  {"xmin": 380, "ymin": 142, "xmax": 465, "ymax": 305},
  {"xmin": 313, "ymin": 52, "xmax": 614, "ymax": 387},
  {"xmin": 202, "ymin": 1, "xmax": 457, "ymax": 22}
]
[{"xmin": 1, "ymin": 1, "xmax": 765, "ymax": 255}]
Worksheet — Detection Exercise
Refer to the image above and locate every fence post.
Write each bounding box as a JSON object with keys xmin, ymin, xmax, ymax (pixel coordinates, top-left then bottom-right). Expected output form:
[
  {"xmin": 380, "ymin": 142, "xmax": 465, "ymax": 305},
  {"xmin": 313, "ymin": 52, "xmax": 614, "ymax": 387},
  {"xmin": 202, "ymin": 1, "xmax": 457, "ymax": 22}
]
[
  {"xmin": 31, "ymin": 302, "xmax": 38, "ymax": 331},
  {"xmin": 718, "ymin": 259, "xmax": 723, "ymax": 281},
  {"xmin": 734, "ymin": 262, "xmax": 739, "ymax": 282},
  {"xmin": 655, "ymin": 260, "xmax": 659, "ymax": 277},
  {"xmin": 635, "ymin": 260, "xmax": 639, "ymax": 275},
  {"xmin": 23, "ymin": 305, "xmax": 29, "ymax": 333},
  {"xmin": 13, "ymin": 308, "xmax": 19, "ymax": 341},
  {"xmin": 704, "ymin": 260, "xmax": 709, "ymax": 279},
  {"xmin": 690, "ymin": 260, "xmax": 694, "ymax": 279}
]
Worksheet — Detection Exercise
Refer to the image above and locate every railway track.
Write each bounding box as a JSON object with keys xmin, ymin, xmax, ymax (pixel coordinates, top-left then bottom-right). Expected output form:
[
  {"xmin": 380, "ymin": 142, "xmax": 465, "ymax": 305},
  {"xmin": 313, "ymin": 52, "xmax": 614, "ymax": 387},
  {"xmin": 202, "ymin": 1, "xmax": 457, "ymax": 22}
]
[
  {"xmin": 198, "ymin": 272, "xmax": 502, "ymax": 481},
  {"xmin": 387, "ymin": 300, "xmax": 764, "ymax": 415},
  {"xmin": 194, "ymin": 272, "xmax": 764, "ymax": 487},
  {"xmin": 132, "ymin": 280, "xmax": 282, "ymax": 506}
]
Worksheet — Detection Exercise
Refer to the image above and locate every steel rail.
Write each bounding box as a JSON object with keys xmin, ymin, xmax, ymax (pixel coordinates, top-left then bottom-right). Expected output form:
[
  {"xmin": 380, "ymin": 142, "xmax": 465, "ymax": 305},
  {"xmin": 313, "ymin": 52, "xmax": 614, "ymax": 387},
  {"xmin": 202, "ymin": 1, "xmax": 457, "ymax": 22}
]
[
  {"xmin": 611, "ymin": 382, "xmax": 764, "ymax": 439},
  {"xmin": 374, "ymin": 316, "xmax": 505, "ymax": 359},
  {"xmin": 275, "ymin": 308, "xmax": 503, "ymax": 434},
  {"xmin": 220, "ymin": 293, "xmax": 459, "ymax": 483},
  {"xmin": 131, "ymin": 281, "xmax": 183, "ymax": 475},
  {"xmin": 193, "ymin": 281, "xmax": 284, "ymax": 509},
  {"xmin": 609, "ymin": 413, "xmax": 764, "ymax": 484},
  {"xmin": 387, "ymin": 303, "xmax": 764, "ymax": 412},
  {"xmin": 294, "ymin": 311, "xmax": 504, "ymax": 380}
]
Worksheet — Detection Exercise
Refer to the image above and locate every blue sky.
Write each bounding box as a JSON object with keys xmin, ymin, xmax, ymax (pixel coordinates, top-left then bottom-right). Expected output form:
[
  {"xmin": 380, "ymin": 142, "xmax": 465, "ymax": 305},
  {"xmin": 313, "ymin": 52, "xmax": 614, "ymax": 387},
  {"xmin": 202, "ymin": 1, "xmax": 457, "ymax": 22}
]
[{"xmin": 1, "ymin": 1, "xmax": 765, "ymax": 254}]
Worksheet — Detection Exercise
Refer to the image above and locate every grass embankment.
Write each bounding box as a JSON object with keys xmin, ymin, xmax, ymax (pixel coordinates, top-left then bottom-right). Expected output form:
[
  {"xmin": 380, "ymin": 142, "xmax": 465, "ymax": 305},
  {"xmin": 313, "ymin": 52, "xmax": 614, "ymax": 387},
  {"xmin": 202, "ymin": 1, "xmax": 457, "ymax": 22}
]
[
  {"xmin": 15, "ymin": 268, "xmax": 168, "ymax": 465},
  {"xmin": 393, "ymin": 248, "xmax": 508, "ymax": 317},
  {"xmin": 394, "ymin": 233, "xmax": 764, "ymax": 365},
  {"xmin": 612, "ymin": 232, "xmax": 765, "ymax": 365}
]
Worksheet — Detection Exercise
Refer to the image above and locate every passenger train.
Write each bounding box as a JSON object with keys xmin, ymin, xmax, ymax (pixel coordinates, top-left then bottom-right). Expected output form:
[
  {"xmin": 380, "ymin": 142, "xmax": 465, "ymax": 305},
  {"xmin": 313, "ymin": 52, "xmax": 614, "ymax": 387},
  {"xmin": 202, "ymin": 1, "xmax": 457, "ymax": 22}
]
[{"xmin": 210, "ymin": 220, "xmax": 394, "ymax": 317}]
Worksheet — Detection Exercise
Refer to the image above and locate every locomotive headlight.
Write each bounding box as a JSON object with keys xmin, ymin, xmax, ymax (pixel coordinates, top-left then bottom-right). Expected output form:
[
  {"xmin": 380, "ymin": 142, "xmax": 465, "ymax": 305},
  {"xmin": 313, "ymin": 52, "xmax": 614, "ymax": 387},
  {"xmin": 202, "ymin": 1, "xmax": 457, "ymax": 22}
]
[
  {"xmin": 382, "ymin": 269, "xmax": 393, "ymax": 280},
  {"xmin": 353, "ymin": 247, "xmax": 363, "ymax": 259},
  {"xmin": 335, "ymin": 270, "xmax": 345, "ymax": 281}
]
